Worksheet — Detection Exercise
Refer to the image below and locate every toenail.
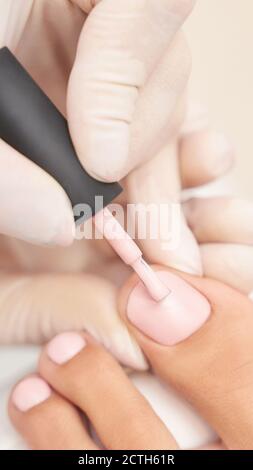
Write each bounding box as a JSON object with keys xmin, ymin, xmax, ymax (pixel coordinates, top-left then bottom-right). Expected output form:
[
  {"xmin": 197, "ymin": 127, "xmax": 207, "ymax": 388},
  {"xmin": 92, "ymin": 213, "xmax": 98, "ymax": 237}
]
[
  {"xmin": 47, "ymin": 332, "xmax": 86, "ymax": 365},
  {"xmin": 12, "ymin": 376, "xmax": 51, "ymax": 412}
]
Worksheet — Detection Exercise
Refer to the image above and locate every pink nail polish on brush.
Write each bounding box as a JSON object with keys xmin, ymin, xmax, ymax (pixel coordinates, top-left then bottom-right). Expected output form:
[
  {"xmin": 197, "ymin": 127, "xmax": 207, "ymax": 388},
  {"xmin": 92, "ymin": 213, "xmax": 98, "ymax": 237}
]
[{"xmin": 94, "ymin": 208, "xmax": 170, "ymax": 302}]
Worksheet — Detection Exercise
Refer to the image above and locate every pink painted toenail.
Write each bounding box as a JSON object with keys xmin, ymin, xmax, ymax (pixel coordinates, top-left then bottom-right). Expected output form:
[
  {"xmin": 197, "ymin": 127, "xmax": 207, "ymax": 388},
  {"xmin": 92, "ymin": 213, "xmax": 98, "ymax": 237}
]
[
  {"xmin": 47, "ymin": 332, "xmax": 86, "ymax": 365},
  {"xmin": 12, "ymin": 376, "xmax": 51, "ymax": 412}
]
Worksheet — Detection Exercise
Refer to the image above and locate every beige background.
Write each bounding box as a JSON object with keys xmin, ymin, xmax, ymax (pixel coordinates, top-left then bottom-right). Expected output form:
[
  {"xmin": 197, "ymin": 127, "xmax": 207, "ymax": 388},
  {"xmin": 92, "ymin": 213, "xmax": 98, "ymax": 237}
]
[{"xmin": 185, "ymin": 0, "xmax": 253, "ymax": 197}]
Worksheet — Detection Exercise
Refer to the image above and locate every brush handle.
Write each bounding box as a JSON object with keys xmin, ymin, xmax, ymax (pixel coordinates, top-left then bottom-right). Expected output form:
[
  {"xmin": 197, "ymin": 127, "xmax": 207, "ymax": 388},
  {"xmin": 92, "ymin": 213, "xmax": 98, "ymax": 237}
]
[{"xmin": 0, "ymin": 47, "xmax": 122, "ymax": 221}]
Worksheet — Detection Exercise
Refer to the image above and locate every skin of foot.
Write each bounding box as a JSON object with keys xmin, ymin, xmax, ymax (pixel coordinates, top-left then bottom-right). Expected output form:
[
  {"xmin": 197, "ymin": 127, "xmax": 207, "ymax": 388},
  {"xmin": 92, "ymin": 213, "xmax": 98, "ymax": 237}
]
[{"xmin": 9, "ymin": 268, "xmax": 253, "ymax": 450}]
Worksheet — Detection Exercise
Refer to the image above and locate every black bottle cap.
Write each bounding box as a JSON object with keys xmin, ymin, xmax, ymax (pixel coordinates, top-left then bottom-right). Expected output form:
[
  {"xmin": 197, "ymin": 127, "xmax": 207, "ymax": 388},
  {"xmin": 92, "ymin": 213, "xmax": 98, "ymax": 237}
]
[{"xmin": 0, "ymin": 47, "xmax": 123, "ymax": 222}]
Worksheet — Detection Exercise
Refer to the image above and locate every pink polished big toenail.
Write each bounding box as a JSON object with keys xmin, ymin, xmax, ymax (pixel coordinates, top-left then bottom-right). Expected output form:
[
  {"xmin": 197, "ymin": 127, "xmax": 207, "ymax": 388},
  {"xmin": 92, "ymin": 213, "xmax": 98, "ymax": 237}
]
[
  {"xmin": 47, "ymin": 332, "xmax": 86, "ymax": 365},
  {"xmin": 12, "ymin": 376, "xmax": 51, "ymax": 412},
  {"xmin": 127, "ymin": 271, "xmax": 211, "ymax": 346}
]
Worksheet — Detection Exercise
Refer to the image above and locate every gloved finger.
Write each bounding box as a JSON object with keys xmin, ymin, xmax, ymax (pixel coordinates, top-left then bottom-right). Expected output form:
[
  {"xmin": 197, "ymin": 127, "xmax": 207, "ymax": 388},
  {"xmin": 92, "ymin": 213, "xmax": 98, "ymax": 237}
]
[
  {"xmin": 180, "ymin": 131, "xmax": 234, "ymax": 189},
  {"xmin": 200, "ymin": 243, "xmax": 253, "ymax": 294},
  {"xmin": 68, "ymin": 0, "xmax": 195, "ymax": 181},
  {"xmin": 71, "ymin": 0, "xmax": 101, "ymax": 15},
  {"xmin": 184, "ymin": 197, "xmax": 253, "ymax": 244},
  {"xmin": 110, "ymin": 126, "xmax": 234, "ymax": 209},
  {"xmin": 180, "ymin": 102, "xmax": 209, "ymax": 135},
  {"xmin": 128, "ymin": 32, "xmax": 191, "ymax": 173},
  {"xmin": 126, "ymin": 140, "xmax": 202, "ymax": 275},
  {"xmin": 110, "ymin": 125, "xmax": 234, "ymax": 210},
  {"xmin": 0, "ymin": 272, "xmax": 147, "ymax": 370},
  {"xmin": 0, "ymin": 139, "xmax": 74, "ymax": 246}
]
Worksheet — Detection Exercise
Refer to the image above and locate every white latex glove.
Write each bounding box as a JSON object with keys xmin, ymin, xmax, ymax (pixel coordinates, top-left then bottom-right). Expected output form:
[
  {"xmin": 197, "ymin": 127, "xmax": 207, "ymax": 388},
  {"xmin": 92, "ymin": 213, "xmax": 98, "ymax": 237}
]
[
  {"xmin": 0, "ymin": 0, "xmax": 201, "ymax": 273},
  {"xmin": 68, "ymin": 0, "xmax": 195, "ymax": 182}
]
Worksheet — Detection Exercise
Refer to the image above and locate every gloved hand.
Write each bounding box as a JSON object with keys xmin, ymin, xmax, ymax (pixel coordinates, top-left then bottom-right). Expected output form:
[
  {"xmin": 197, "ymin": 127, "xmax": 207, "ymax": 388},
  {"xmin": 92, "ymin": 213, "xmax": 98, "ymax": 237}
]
[{"xmin": 0, "ymin": 0, "xmax": 200, "ymax": 273}]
